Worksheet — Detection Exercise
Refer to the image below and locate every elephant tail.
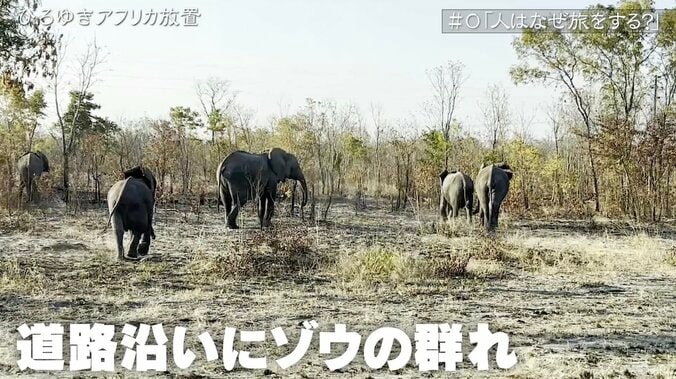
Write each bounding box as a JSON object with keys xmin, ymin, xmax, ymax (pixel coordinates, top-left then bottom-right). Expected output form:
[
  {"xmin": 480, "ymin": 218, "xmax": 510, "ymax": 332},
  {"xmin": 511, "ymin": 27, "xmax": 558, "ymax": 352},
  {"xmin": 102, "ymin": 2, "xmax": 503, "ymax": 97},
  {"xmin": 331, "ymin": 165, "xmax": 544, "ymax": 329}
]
[
  {"xmin": 488, "ymin": 184, "xmax": 497, "ymax": 226},
  {"xmin": 462, "ymin": 176, "xmax": 469, "ymax": 210},
  {"xmin": 103, "ymin": 178, "xmax": 131, "ymax": 235},
  {"xmin": 216, "ymin": 159, "xmax": 227, "ymax": 212}
]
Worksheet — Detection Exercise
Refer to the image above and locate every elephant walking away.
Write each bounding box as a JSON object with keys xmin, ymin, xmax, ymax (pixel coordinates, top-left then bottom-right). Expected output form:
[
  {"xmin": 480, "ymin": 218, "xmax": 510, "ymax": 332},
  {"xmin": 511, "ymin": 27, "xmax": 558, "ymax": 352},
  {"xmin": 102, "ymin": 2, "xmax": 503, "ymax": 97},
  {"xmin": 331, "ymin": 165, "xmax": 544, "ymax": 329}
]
[
  {"xmin": 439, "ymin": 170, "xmax": 474, "ymax": 223},
  {"xmin": 475, "ymin": 162, "xmax": 513, "ymax": 232},
  {"xmin": 17, "ymin": 151, "xmax": 50, "ymax": 203},
  {"xmin": 106, "ymin": 166, "xmax": 157, "ymax": 261},
  {"xmin": 217, "ymin": 148, "xmax": 308, "ymax": 229}
]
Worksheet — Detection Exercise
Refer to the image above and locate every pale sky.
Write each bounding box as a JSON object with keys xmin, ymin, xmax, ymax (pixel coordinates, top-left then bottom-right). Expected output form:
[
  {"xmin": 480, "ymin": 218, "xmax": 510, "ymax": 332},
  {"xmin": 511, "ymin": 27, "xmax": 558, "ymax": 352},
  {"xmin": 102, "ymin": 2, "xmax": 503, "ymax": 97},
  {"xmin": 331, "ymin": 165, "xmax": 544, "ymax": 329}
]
[{"xmin": 36, "ymin": 0, "xmax": 674, "ymax": 140}]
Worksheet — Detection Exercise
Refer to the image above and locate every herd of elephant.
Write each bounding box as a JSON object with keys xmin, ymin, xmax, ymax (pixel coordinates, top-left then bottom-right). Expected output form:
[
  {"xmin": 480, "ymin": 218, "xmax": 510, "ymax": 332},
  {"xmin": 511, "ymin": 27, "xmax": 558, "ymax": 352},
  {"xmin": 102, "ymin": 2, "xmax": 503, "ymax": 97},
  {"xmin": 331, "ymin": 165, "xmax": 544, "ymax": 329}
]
[
  {"xmin": 18, "ymin": 148, "xmax": 308, "ymax": 261},
  {"xmin": 18, "ymin": 149, "xmax": 512, "ymax": 262},
  {"xmin": 438, "ymin": 162, "xmax": 514, "ymax": 232}
]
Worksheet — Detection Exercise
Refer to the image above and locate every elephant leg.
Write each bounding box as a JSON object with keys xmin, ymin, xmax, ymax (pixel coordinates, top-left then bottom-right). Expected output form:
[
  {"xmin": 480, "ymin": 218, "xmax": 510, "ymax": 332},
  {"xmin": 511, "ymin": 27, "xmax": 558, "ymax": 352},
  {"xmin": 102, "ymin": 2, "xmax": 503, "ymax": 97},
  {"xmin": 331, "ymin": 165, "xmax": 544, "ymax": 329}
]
[
  {"xmin": 226, "ymin": 182, "xmax": 242, "ymax": 229},
  {"xmin": 220, "ymin": 183, "xmax": 232, "ymax": 221},
  {"xmin": 224, "ymin": 190, "xmax": 232, "ymax": 217},
  {"xmin": 480, "ymin": 188, "xmax": 491, "ymax": 231},
  {"xmin": 127, "ymin": 231, "xmax": 142, "ymax": 260},
  {"xmin": 451, "ymin": 205, "xmax": 459, "ymax": 219},
  {"xmin": 227, "ymin": 201, "xmax": 240, "ymax": 229},
  {"xmin": 465, "ymin": 205, "xmax": 472, "ymax": 224},
  {"xmin": 439, "ymin": 197, "xmax": 449, "ymax": 221},
  {"xmin": 490, "ymin": 189, "xmax": 507, "ymax": 231},
  {"xmin": 111, "ymin": 212, "xmax": 125, "ymax": 261},
  {"xmin": 482, "ymin": 204, "xmax": 490, "ymax": 230},
  {"xmin": 138, "ymin": 231, "xmax": 151, "ymax": 256},
  {"xmin": 264, "ymin": 195, "xmax": 275, "ymax": 227},
  {"xmin": 27, "ymin": 177, "xmax": 33, "ymax": 203},
  {"xmin": 138, "ymin": 212, "xmax": 153, "ymax": 256},
  {"xmin": 258, "ymin": 195, "xmax": 266, "ymax": 229}
]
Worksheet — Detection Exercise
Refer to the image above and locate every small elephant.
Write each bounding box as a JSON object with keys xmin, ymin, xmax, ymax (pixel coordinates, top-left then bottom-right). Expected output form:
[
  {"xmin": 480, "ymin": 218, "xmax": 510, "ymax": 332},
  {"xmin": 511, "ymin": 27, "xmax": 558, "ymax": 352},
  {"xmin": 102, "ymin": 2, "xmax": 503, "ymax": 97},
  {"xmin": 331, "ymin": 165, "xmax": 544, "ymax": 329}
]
[
  {"xmin": 106, "ymin": 166, "xmax": 157, "ymax": 261},
  {"xmin": 475, "ymin": 162, "xmax": 513, "ymax": 232},
  {"xmin": 17, "ymin": 151, "xmax": 50, "ymax": 203},
  {"xmin": 217, "ymin": 148, "xmax": 308, "ymax": 229},
  {"xmin": 439, "ymin": 170, "xmax": 474, "ymax": 223}
]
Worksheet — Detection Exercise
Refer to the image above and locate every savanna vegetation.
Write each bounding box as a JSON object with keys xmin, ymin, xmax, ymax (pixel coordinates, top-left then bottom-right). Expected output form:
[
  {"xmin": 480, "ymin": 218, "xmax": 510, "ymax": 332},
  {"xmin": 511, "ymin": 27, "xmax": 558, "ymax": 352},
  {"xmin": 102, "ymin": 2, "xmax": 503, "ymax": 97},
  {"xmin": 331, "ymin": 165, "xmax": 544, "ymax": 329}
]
[
  {"xmin": 0, "ymin": 1, "xmax": 674, "ymax": 223},
  {"xmin": 0, "ymin": 1, "xmax": 675, "ymax": 377}
]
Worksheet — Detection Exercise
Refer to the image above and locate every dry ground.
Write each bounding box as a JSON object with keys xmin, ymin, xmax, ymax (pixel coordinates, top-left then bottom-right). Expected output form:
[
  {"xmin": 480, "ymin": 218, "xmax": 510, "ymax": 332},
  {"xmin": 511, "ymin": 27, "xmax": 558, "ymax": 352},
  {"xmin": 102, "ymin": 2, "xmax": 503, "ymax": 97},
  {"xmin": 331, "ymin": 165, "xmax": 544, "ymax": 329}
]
[{"xmin": 0, "ymin": 199, "xmax": 674, "ymax": 378}]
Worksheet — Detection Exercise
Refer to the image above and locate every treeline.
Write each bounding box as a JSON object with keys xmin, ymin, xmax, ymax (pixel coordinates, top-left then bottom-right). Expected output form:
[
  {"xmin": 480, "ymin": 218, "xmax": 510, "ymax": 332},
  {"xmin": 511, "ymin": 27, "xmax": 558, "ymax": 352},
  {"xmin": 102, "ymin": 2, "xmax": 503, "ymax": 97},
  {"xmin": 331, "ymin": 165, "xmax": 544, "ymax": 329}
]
[{"xmin": 0, "ymin": 0, "xmax": 674, "ymax": 221}]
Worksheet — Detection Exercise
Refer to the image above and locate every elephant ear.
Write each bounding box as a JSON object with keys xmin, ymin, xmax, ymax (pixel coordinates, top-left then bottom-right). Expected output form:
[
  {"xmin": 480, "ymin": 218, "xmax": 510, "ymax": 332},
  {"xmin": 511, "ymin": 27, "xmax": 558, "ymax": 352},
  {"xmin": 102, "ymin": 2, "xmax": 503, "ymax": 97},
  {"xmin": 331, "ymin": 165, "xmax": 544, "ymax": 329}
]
[
  {"xmin": 503, "ymin": 169, "xmax": 513, "ymax": 180},
  {"xmin": 268, "ymin": 148, "xmax": 290, "ymax": 181},
  {"xmin": 123, "ymin": 166, "xmax": 143, "ymax": 179},
  {"xmin": 496, "ymin": 162, "xmax": 514, "ymax": 180},
  {"xmin": 439, "ymin": 169, "xmax": 449, "ymax": 183},
  {"xmin": 36, "ymin": 151, "xmax": 50, "ymax": 172},
  {"xmin": 140, "ymin": 166, "xmax": 157, "ymax": 194}
]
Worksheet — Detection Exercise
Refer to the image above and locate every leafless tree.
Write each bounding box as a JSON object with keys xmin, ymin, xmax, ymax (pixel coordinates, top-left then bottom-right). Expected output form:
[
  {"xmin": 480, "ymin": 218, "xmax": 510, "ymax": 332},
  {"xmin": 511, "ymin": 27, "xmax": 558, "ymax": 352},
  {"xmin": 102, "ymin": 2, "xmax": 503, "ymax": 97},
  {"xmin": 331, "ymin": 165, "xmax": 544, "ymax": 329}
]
[
  {"xmin": 195, "ymin": 77, "xmax": 238, "ymax": 143},
  {"xmin": 370, "ymin": 103, "xmax": 386, "ymax": 195},
  {"xmin": 479, "ymin": 84, "xmax": 510, "ymax": 156},
  {"xmin": 52, "ymin": 39, "xmax": 105, "ymax": 203},
  {"xmin": 423, "ymin": 60, "xmax": 466, "ymax": 167}
]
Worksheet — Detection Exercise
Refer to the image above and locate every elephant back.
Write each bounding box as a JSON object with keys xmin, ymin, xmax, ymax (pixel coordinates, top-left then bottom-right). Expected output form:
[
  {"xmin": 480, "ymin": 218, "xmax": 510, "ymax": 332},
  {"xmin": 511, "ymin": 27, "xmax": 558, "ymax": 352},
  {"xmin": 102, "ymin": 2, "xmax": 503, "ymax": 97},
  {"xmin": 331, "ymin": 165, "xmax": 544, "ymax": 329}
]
[
  {"xmin": 17, "ymin": 151, "xmax": 48, "ymax": 179},
  {"xmin": 221, "ymin": 151, "xmax": 269, "ymax": 179}
]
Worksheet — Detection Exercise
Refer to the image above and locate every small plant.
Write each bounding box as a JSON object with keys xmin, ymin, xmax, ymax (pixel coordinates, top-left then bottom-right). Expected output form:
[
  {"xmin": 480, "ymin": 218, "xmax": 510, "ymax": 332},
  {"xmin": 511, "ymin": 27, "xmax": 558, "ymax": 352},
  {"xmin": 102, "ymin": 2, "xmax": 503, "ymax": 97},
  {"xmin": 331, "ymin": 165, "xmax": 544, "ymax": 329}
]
[
  {"xmin": 435, "ymin": 220, "xmax": 475, "ymax": 238},
  {"xmin": 417, "ymin": 253, "xmax": 471, "ymax": 279},
  {"xmin": 666, "ymin": 247, "xmax": 676, "ymax": 267},
  {"xmin": 335, "ymin": 247, "xmax": 409, "ymax": 285},
  {"xmin": 468, "ymin": 236, "xmax": 512, "ymax": 261},
  {"xmin": 335, "ymin": 243, "xmax": 471, "ymax": 288}
]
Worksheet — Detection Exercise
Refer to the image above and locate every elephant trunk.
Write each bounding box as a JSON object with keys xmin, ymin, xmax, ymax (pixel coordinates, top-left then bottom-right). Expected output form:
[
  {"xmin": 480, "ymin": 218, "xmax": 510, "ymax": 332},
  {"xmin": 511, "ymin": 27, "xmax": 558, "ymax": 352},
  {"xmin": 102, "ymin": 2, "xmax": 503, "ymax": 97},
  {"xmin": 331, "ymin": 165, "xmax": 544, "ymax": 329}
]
[{"xmin": 299, "ymin": 177, "xmax": 308, "ymax": 207}]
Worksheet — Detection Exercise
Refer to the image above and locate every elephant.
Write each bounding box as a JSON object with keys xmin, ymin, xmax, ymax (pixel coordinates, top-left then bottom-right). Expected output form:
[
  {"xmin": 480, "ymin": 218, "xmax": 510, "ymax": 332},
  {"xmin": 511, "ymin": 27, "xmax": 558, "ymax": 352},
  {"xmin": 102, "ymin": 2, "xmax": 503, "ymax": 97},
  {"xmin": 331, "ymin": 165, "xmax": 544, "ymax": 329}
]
[
  {"xmin": 439, "ymin": 170, "xmax": 474, "ymax": 223},
  {"xmin": 475, "ymin": 162, "xmax": 513, "ymax": 232},
  {"xmin": 106, "ymin": 166, "xmax": 157, "ymax": 261},
  {"xmin": 216, "ymin": 148, "xmax": 308, "ymax": 229},
  {"xmin": 17, "ymin": 151, "xmax": 50, "ymax": 203}
]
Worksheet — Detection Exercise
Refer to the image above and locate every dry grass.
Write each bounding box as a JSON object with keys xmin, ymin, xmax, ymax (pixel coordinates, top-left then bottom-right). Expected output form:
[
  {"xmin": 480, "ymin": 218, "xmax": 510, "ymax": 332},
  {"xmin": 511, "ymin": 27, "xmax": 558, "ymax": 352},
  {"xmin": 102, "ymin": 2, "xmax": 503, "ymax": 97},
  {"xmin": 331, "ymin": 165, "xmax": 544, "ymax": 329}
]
[
  {"xmin": 0, "ymin": 258, "xmax": 46, "ymax": 295},
  {"xmin": 0, "ymin": 204, "xmax": 674, "ymax": 378},
  {"xmin": 0, "ymin": 213, "xmax": 34, "ymax": 233},
  {"xmin": 333, "ymin": 242, "xmax": 471, "ymax": 288},
  {"xmin": 667, "ymin": 246, "xmax": 676, "ymax": 267},
  {"xmin": 187, "ymin": 226, "xmax": 329, "ymax": 282}
]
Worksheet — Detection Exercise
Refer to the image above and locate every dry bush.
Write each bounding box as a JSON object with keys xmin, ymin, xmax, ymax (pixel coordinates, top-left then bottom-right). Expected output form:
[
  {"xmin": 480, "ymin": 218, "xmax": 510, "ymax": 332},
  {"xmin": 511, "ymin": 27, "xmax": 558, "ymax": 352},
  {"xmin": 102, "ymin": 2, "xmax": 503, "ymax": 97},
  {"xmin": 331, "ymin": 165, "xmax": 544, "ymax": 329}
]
[
  {"xmin": 419, "ymin": 240, "xmax": 471, "ymax": 278},
  {"xmin": 0, "ymin": 258, "xmax": 46, "ymax": 295},
  {"xmin": 416, "ymin": 253, "xmax": 471, "ymax": 279},
  {"xmin": 334, "ymin": 247, "xmax": 410, "ymax": 285},
  {"xmin": 187, "ymin": 227, "xmax": 324, "ymax": 282},
  {"xmin": 0, "ymin": 212, "xmax": 34, "ymax": 233},
  {"xmin": 666, "ymin": 246, "xmax": 676, "ymax": 267},
  {"xmin": 515, "ymin": 247, "xmax": 589, "ymax": 270},
  {"xmin": 334, "ymin": 243, "xmax": 471, "ymax": 288},
  {"xmin": 467, "ymin": 236, "xmax": 515, "ymax": 261},
  {"xmin": 435, "ymin": 219, "xmax": 476, "ymax": 238}
]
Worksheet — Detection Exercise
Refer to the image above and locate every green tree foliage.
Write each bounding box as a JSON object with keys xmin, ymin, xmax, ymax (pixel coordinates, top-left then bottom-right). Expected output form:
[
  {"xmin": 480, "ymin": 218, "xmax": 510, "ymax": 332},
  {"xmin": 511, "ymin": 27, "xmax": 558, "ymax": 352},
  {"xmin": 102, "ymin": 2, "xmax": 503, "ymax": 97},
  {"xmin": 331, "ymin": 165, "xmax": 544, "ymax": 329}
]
[
  {"xmin": 512, "ymin": 0, "xmax": 675, "ymax": 220},
  {"xmin": 0, "ymin": 0, "xmax": 58, "ymax": 89}
]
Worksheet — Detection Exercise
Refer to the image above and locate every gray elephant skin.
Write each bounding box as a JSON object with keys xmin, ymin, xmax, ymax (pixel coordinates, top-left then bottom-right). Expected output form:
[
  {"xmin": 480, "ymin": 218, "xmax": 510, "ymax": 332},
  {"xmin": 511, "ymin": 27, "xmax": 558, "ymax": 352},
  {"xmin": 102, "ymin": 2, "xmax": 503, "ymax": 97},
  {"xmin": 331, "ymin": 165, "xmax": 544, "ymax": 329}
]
[
  {"xmin": 475, "ymin": 162, "xmax": 513, "ymax": 232},
  {"xmin": 17, "ymin": 151, "xmax": 50, "ymax": 202},
  {"xmin": 106, "ymin": 166, "xmax": 157, "ymax": 261},
  {"xmin": 217, "ymin": 148, "xmax": 308, "ymax": 229},
  {"xmin": 439, "ymin": 170, "xmax": 474, "ymax": 223}
]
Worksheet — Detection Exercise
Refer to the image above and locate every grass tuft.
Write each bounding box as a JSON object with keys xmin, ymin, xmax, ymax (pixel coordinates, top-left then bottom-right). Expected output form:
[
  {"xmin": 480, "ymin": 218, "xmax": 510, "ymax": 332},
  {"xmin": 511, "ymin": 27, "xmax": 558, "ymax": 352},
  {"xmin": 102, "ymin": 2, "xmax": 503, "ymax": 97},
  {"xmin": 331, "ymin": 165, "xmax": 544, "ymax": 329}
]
[
  {"xmin": 187, "ymin": 226, "xmax": 325, "ymax": 282},
  {"xmin": 0, "ymin": 258, "xmax": 46, "ymax": 294},
  {"xmin": 0, "ymin": 212, "xmax": 34, "ymax": 233}
]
